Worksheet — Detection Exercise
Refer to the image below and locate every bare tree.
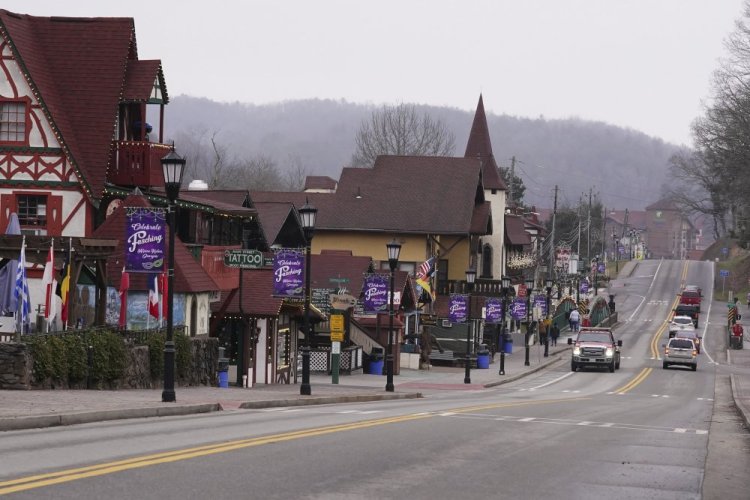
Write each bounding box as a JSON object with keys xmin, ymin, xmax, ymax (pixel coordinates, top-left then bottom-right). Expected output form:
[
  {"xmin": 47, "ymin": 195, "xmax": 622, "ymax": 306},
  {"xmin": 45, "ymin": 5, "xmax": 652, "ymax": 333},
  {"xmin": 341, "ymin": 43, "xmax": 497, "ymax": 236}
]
[
  {"xmin": 351, "ymin": 103, "xmax": 455, "ymax": 167},
  {"xmin": 283, "ymin": 154, "xmax": 309, "ymax": 191},
  {"xmin": 236, "ymin": 155, "xmax": 284, "ymax": 191},
  {"xmin": 170, "ymin": 128, "xmax": 230, "ymax": 188}
]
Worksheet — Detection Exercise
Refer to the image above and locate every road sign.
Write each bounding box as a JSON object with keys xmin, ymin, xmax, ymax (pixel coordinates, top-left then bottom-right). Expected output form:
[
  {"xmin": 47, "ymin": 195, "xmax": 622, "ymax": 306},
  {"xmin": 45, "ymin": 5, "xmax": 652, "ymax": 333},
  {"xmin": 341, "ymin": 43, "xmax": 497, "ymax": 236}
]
[
  {"xmin": 722, "ymin": 247, "xmax": 729, "ymax": 255},
  {"xmin": 329, "ymin": 277, "xmax": 350, "ymax": 284},
  {"xmin": 330, "ymin": 313, "xmax": 345, "ymax": 342},
  {"xmin": 224, "ymin": 249, "xmax": 264, "ymax": 269},
  {"xmin": 720, "ymin": 269, "xmax": 730, "ymax": 278},
  {"xmin": 330, "ymin": 293, "xmax": 357, "ymax": 310}
]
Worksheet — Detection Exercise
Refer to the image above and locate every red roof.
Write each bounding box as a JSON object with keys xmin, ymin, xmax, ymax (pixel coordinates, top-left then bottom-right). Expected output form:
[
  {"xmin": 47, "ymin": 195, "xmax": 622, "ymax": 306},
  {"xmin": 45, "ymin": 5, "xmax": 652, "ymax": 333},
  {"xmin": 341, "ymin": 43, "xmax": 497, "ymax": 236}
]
[
  {"xmin": 212, "ymin": 269, "xmax": 284, "ymax": 317},
  {"xmin": 464, "ymin": 95, "xmax": 507, "ymax": 191},
  {"xmin": 92, "ymin": 194, "xmax": 219, "ymax": 293},
  {"xmin": 304, "ymin": 176, "xmax": 337, "ymax": 191},
  {"xmin": 0, "ymin": 10, "xmax": 163, "ymax": 202},
  {"xmin": 123, "ymin": 60, "xmax": 167, "ymax": 103},
  {"xmin": 505, "ymin": 214, "xmax": 531, "ymax": 245}
]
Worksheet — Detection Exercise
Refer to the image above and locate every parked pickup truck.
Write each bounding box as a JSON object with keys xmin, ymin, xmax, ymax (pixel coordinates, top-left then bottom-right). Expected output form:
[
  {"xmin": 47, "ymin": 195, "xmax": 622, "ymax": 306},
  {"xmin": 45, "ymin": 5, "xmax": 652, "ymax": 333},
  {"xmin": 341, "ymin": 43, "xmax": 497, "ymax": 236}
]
[
  {"xmin": 568, "ymin": 327, "xmax": 622, "ymax": 373},
  {"xmin": 674, "ymin": 304, "xmax": 700, "ymax": 328},
  {"xmin": 679, "ymin": 289, "xmax": 701, "ymax": 312}
]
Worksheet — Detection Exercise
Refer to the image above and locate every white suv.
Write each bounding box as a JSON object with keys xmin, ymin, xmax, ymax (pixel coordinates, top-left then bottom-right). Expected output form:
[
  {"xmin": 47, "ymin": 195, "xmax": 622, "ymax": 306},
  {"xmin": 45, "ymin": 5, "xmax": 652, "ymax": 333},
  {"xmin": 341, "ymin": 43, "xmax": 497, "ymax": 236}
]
[{"xmin": 662, "ymin": 337, "xmax": 698, "ymax": 371}]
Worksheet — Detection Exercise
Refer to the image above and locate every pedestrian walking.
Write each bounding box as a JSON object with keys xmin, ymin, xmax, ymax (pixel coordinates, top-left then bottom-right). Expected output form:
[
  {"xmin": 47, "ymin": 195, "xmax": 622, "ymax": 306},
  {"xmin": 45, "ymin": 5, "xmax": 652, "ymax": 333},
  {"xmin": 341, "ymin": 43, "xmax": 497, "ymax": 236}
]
[
  {"xmin": 569, "ymin": 309, "xmax": 580, "ymax": 332},
  {"xmin": 551, "ymin": 324, "xmax": 560, "ymax": 346}
]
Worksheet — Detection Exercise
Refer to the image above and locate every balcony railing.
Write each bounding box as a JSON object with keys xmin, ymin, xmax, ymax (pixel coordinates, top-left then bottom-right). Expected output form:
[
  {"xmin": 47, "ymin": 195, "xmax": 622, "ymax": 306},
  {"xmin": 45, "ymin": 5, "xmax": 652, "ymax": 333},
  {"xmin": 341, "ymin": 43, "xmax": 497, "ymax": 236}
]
[
  {"xmin": 437, "ymin": 278, "xmax": 505, "ymax": 297},
  {"xmin": 109, "ymin": 141, "xmax": 172, "ymax": 188}
]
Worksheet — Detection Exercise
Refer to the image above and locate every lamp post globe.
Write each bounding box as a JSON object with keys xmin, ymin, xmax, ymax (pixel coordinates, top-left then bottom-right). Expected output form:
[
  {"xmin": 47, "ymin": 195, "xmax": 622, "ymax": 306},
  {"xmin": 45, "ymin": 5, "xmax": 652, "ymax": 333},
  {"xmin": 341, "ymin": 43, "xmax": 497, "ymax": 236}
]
[
  {"xmin": 385, "ymin": 238, "xmax": 401, "ymax": 392},
  {"xmin": 299, "ymin": 200, "xmax": 317, "ymax": 396},
  {"xmin": 524, "ymin": 278, "xmax": 534, "ymax": 367},
  {"xmin": 160, "ymin": 148, "xmax": 185, "ymax": 403},
  {"xmin": 464, "ymin": 268, "xmax": 476, "ymax": 384}
]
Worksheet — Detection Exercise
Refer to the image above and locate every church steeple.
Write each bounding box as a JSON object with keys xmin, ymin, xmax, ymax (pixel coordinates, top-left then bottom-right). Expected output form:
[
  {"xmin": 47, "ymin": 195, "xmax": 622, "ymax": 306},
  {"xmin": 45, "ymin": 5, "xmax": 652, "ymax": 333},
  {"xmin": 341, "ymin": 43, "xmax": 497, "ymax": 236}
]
[{"xmin": 465, "ymin": 94, "xmax": 506, "ymax": 190}]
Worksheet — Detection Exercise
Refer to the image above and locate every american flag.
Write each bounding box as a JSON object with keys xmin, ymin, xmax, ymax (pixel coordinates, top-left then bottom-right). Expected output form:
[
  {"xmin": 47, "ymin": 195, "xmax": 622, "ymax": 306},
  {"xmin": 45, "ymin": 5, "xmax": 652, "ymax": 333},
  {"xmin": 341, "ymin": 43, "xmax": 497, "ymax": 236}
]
[{"xmin": 417, "ymin": 257, "xmax": 435, "ymax": 279}]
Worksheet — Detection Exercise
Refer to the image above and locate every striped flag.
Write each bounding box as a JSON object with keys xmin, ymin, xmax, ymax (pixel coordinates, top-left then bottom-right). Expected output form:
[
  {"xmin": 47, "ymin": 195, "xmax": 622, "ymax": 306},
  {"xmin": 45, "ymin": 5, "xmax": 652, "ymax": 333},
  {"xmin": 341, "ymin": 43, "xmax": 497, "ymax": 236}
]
[
  {"xmin": 42, "ymin": 240, "xmax": 55, "ymax": 320},
  {"xmin": 118, "ymin": 267, "xmax": 129, "ymax": 329},
  {"xmin": 148, "ymin": 273, "xmax": 159, "ymax": 320},
  {"xmin": 14, "ymin": 237, "xmax": 30, "ymax": 333},
  {"xmin": 416, "ymin": 256, "xmax": 436, "ymax": 303},
  {"xmin": 417, "ymin": 257, "xmax": 435, "ymax": 279},
  {"xmin": 56, "ymin": 239, "xmax": 72, "ymax": 327}
]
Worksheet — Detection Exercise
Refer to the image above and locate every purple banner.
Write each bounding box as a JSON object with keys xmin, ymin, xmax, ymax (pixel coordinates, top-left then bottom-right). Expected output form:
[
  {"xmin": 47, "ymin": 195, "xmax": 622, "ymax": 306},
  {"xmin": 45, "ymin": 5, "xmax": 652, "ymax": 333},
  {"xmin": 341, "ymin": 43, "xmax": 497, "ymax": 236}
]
[
  {"xmin": 125, "ymin": 207, "xmax": 166, "ymax": 273},
  {"xmin": 273, "ymin": 249, "xmax": 304, "ymax": 298},
  {"xmin": 448, "ymin": 294, "xmax": 468, "ymax": 323},
  {"xmin": 533, "ymin": 294, "xmax": 547, "ymax": 316},
  {"xmin": 580, "ymin": 280, "xmax": 589, "ymax": 293},
  {"xmin": 510, "ymin": 297, "xmax": 527, "ymax": 321},
  {"xmin": 485, "ymin": 297, "xmax": 503, "ymax": 324},
  {"xmin": 362, "ymin": 274, "xmax": 389, "ymax": 313}
]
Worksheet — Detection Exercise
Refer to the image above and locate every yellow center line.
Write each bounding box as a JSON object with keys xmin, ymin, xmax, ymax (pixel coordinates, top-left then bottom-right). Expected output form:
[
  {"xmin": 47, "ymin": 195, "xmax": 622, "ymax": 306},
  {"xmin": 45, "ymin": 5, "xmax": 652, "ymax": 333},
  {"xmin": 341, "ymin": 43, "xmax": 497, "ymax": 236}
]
[
  {"xmin": 613, "ymin": 367, "xmax": 653, "ymax": 394},
  {"xmin": 620, "ymin": 261, "xmax": 690, "ymax": 392},
  {"xmin": 0, "ymin": 397, "xmax": 586, "ymax": 495}
]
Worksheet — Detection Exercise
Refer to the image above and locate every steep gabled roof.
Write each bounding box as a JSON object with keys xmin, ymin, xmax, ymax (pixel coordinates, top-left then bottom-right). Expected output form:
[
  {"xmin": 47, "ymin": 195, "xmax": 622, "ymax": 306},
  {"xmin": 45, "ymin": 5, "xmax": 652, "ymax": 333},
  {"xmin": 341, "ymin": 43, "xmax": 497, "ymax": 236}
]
[
  {"xmin": 0, "ymin": 10, "xmax": 160, "ymax": 203},
  {"xmin": 505, "ymin": 214, "xmax": 531, "ymax": 245},
  {"xmin": 181, "ymin": 189, "xmax": 251, "ymax": 207},
  {"xmin": 253, "ymin": 201, "xmax": 304, "ymax": 248},
  {"xmin": 92, "ymin": 193, "xmax": 219, "ymax": 293},
  {"xmin": 122, "ymin": 59, "xmax": 168, "ymax": 103},
  {"xmin": 212, "ymin": 268, "xmax": 283, "ymax": 317},
  {"xmin": 329, "ymin": 156, "xmax": 485, "ymax": 234},
  {"xmin": 464, "ymin": 94, "xmax": 507, "ymax": 191}
]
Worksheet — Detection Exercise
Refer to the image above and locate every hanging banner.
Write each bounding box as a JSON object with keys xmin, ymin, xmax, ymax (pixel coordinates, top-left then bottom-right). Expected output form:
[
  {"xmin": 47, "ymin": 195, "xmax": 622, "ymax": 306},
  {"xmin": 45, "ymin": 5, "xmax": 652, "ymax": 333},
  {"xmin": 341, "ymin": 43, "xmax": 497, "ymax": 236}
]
[
  {"xmin": 580, "ymin": 280, "xmax": 589, "ymax": 294},
  {"xmin": 485, "ymin": 297, "xmax": 503, "ymax": 324},
  {"xmin": 510, "ymin": 297, "xmax": 527, "ymax": 321},
  {"xmin": 533, "ymin": 294, "xmax": 547, "ymax": 316},
  {"xmin": 448, "ymin": 294, "xmax": 468, "ymax": 323},
  {"xmin": 125, "ymin": 207, "xmax": 166, "ymax": 273},
  {"xmin": 273, "ymin": 249, "xmax": 305, "ymax": 298},
  {"xmin": 361, "ymin": 274, "xmax": 389, "ymax": 314}
]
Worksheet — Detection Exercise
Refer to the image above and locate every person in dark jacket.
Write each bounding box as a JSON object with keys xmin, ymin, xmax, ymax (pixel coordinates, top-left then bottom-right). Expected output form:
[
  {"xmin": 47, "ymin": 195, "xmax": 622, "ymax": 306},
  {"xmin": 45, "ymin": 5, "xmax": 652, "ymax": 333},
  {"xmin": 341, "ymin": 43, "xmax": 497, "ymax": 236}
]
[{"xmin": 550, "ymin": 324, "xmax": 560, "ymax": 346}]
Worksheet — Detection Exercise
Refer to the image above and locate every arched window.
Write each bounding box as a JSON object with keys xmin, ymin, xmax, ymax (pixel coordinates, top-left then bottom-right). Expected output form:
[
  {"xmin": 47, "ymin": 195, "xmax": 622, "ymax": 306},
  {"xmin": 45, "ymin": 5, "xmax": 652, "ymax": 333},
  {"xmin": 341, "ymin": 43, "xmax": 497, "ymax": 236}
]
[{"xmin": 481, "ymin": 244, "xmax": 493, "ymax": 278}]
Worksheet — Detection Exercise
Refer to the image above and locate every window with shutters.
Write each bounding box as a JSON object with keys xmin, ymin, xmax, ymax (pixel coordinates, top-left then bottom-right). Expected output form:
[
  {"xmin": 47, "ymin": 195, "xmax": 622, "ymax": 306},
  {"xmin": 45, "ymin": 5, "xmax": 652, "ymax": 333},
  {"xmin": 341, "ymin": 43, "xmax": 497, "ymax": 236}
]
[{"xmin": 0, "ymin": 99, "xmax": 30, "ymax": 145}]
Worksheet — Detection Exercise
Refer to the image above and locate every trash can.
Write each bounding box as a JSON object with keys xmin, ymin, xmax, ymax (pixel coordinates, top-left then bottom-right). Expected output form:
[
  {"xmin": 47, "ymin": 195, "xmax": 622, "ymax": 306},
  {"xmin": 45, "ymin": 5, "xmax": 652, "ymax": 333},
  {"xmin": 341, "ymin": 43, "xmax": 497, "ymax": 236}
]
[
  {"xmin": 503, "ymin": 333, "xmax": 513, "ymax": 354},
  {"xmin": 218, "ymin": 357, "xmax": 229, "ymax": 388},
  {"xmin": 476, "ymin": 351, "xmax": 490, "ymax": 369},
  {"xmin": 368, "ymin": 347, "xmax": 384, "ymax": 375}
]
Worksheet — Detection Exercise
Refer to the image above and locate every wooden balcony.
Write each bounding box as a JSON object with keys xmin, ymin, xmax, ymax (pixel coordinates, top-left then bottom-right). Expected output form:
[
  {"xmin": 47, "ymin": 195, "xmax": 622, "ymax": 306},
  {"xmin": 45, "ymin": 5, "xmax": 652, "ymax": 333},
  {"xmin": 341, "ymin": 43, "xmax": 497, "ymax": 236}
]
[
  {"xmin": 437, "ymin": 278, "xmax": 505, "ymax": 297},
  {"xmin": 109, "ymin": 141, "xmax": 172, "ymax": 188}
]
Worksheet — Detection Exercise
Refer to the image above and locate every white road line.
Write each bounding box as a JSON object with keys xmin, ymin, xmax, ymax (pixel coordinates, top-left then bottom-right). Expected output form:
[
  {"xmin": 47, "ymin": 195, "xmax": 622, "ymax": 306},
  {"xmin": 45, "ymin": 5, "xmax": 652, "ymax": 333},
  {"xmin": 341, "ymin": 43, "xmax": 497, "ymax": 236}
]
[
  {"xmin": 696, "ymin": 430, "xmax": 708, "ymax": 435},
  {"xmin": 577, "ymin": 421, "xmax": 593, "ymax": 425},
  {"xmin": 440, "ymin": 412, "xmax": 456, "ymax": 416},
  {"xmin": 600, "ymin": 423, "xmax": 615, "ymax": 427},
  {"xmin": 519, "ymin": 417, "xmax": 536, "ymax": 422},
  {"xmin": 528, "ymin": 371, "xmax": 575, "ymax": 390},
  {"xmin": 674, "ymin": 428, "xmax": 687, "ymax": 433},
  {"xmin": 628, "ymin": 259, "xmax": 663, "ymax": 322}
]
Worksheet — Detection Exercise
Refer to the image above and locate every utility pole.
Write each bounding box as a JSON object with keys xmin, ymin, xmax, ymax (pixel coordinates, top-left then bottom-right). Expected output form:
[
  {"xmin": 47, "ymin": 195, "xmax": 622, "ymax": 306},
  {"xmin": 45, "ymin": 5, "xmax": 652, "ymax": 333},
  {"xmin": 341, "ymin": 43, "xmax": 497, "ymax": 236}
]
[
  {"xmin": 549, "ymin": 185, "xmax": 558, "ymax": 278},
  {"xmin": 576, "ymin": 194, "xmax": 582, "ymax": 257},
  {"xmin": 601, "ymin": 205, "xmax": 606, "ymax": 256},
  {"xmin": 508, "ymin": 156, "xmax": 516, "ymax": 209},
  {"xmin": 587, "ymin": 188, "xmax": 592, "ymax": 262}
]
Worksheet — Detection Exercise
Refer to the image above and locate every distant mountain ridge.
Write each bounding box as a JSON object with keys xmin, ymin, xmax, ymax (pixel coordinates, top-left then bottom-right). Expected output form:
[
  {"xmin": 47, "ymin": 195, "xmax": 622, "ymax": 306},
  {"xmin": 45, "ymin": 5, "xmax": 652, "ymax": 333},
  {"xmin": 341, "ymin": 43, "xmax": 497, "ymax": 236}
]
[{"xmin": 165, "ymin": 96, "xmax": 686, "ymax": 210}]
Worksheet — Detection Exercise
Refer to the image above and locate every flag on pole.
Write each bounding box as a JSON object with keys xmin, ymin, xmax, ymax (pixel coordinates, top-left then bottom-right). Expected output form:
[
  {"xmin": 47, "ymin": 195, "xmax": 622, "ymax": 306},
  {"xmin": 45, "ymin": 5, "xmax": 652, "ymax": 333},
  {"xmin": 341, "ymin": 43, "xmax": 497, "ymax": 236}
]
[
  {"xmin": 160, "ymin": 271, "xmax": 168, "ymax": 323},
  {"xmin": 148, "ymin": 273, "xmax": 159, "ymax": 320},
  {"xmin": 118, "ymin": 266, "xmax": 129, "ymax": 329},
  {"xmin": 56, "ymin": 239, "xmax": 72, "ymax": 327},
  {"xmin": 14, "ymin": 237, "xmax": 30, "ymax": 333},
  {"xmin": 416, "ymin": 256, "xmax": 436, "ymax": 303},
  {"xmin": 42, "ymin": 239, "xmax": 54, "ymax": 320}
]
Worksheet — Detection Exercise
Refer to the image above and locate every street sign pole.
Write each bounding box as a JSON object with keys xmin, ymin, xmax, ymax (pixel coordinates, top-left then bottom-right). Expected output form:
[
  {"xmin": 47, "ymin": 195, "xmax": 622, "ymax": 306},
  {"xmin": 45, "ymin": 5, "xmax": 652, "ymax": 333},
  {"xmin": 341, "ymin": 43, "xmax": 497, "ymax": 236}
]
[{"xmin": 330, "ymin": 310, "xmax": 345, "ymax": 384}]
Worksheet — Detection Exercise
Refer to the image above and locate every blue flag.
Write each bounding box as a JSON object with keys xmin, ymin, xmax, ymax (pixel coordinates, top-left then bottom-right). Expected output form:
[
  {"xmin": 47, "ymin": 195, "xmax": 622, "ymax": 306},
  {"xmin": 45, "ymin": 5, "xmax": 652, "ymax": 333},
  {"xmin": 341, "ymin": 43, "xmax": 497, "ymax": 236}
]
[{"xmin": 14, "ymin": 238, "xmax": 30, "ymax": 333}]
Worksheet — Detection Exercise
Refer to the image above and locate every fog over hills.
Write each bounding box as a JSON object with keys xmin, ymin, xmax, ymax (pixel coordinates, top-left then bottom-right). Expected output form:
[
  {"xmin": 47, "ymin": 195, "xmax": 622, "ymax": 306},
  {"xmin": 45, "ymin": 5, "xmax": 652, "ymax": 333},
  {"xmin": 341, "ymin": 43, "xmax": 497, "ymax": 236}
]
[{"xmin": 165, "ymin": 96, "xmax": 687, "ymax": 210}]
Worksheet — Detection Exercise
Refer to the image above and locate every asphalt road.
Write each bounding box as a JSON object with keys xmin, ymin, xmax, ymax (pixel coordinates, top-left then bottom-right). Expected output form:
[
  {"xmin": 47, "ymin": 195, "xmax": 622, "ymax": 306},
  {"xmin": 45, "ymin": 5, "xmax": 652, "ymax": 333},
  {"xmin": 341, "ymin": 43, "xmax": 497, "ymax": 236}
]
[{"xmin": 1, "ymin": 259, "xmax": 749, "ymax": 499}]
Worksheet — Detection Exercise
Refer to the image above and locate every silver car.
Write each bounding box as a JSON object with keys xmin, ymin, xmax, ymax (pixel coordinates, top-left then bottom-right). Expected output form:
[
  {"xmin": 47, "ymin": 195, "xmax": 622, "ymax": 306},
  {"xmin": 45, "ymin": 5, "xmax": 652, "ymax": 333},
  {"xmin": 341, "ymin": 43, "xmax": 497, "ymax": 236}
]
[{"xmin": 662, "ymin": 338, "xmax": 698, "ymax": 371}]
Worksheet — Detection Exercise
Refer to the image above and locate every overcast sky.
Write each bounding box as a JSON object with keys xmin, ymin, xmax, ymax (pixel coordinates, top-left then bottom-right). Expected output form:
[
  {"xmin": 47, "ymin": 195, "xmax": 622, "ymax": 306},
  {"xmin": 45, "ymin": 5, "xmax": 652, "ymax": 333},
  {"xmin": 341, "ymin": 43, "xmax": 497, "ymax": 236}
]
[{"xmin": 4, "ymin": 0, "xmax": 746, "ymax": 146}]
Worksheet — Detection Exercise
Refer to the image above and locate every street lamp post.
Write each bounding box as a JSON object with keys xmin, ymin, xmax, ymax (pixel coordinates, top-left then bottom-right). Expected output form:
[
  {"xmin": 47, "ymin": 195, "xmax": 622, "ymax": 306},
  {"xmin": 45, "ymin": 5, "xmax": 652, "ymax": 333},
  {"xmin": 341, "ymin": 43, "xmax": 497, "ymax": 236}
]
[
  {"xmin": 593, "ymin": 256, "xmax": 599, "ymax": 296},
  {"xmin": 160, "ymin": 148, "xmax": 186, "ymax": 403},
  {"xmin": 612, "ymin": 233, "xmax": 619, "ymax": 274},
  {"xmin": 385, "ymin": 239, "xmax": 401, "ymax": 392},
  {"xmin": 464, "ymin": 268, "xmax": 476, "ymax": 384},
  {"xmin": 299, "ymin": 200, "xmax": 317, "ymax": 396},
  {"xmin": 544, "ymin": 278, "xmax": 553, "ymax": 358},
  {"xmin": 499, "ymin": 276, "xmax": 511, "ymax": 375},
  {"xmin": 524, "ymin": 277, "xmax": 534, "ymax": 367}
]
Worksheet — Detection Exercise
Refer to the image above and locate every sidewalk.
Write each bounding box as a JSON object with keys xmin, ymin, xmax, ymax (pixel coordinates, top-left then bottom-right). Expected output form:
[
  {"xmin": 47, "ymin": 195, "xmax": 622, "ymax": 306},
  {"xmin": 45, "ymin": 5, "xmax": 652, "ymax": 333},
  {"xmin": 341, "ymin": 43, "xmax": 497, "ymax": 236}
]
[{"xmin": 0, "ymin": 340, "xmax": 573, "ymax": 432}]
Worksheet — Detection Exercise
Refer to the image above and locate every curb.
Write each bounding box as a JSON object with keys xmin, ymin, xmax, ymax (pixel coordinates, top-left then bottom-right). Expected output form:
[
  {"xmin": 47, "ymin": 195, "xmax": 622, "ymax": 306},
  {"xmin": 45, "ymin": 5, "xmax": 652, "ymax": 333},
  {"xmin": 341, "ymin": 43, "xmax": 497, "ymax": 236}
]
[
  {"xmin": 483, "ymin": 351, "xmax": 567, "ymax": 388},
  {"xmin": 238, "ymin": 392, "xmax": 422, "ymax": 409},
  {"xmin": 730, "ymin": 373, "xmax": 750, "ymax": 430},
  {"xmin": 0, "ymin": 403, "xmax": 219, "ymax": 432}
]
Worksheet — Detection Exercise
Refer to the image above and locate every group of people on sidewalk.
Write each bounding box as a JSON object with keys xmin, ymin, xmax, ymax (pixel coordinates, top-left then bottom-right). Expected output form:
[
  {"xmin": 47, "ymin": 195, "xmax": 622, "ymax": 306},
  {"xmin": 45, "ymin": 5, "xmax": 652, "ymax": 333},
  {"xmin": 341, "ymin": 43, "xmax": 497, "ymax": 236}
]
[{"xmin": 537, "ymin": 318, "xmax": 561, "ymax": 346}]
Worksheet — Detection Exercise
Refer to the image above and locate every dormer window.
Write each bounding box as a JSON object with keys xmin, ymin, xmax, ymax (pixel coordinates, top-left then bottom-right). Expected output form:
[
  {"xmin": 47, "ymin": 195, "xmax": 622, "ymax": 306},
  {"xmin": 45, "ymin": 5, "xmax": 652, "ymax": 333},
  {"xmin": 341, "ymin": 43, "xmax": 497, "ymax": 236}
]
[{"xmin": 0, "ymin": 99, "xmax": 30, "ymax": 145}]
